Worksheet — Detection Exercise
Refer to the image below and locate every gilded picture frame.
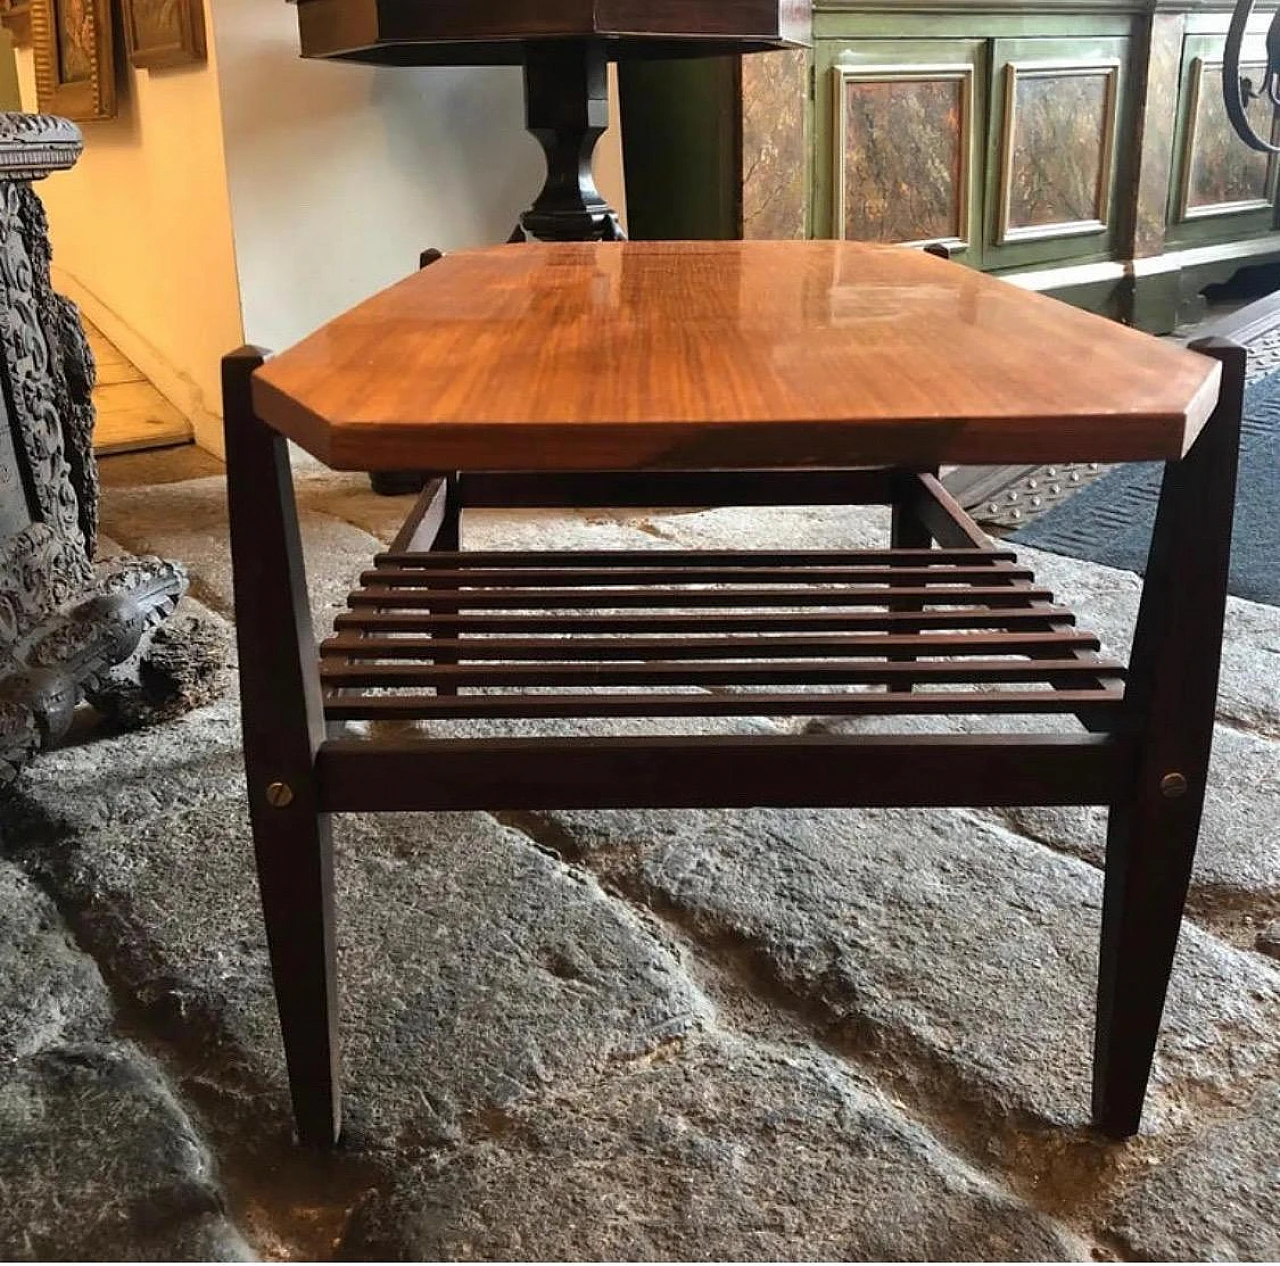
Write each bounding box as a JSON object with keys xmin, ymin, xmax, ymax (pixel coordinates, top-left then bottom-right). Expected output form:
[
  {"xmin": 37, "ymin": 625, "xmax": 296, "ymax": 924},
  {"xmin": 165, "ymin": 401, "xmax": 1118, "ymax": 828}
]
[
  {"xmin": 30, "ymin": 0, "xmax": 115, "ymax": 121},
  {"xmin": 121, "ymin": 0, "xmax": 206, "ymax": 70}
]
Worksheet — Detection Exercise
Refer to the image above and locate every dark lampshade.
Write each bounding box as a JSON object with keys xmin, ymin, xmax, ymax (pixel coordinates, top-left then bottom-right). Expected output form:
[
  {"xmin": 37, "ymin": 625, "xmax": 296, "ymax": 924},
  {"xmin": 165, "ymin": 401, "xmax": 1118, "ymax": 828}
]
[{"xmin": 291, "ymin": 0, "xmax": 811, "ymax": 66}]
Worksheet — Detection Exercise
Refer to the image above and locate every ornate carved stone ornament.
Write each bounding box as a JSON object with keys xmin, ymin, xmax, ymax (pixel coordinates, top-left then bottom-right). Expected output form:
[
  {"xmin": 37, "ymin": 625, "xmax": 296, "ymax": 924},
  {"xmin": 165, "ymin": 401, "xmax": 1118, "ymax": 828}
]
[{"xmin": 0, "ymin": 113, "xmax": 217, "ymax": 789}]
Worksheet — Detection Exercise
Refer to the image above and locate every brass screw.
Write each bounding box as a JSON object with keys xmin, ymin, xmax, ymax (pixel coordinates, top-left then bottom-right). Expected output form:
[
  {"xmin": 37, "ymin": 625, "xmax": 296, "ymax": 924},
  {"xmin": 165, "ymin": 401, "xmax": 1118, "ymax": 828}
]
[
  {"xmin": 1160, "ymin": 772, "xmax": 1188, "ymax": 799},
  {"xmin": 265, "ymin": 781, "xmax": 294, "ymax": 808}
]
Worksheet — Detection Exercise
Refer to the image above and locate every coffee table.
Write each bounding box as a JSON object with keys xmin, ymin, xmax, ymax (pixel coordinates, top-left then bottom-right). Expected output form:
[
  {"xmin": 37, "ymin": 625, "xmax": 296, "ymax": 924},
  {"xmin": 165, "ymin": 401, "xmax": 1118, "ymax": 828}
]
[{"xmin": 223, "ymin": 240, "xmax": 1240, "ymax": 1147}]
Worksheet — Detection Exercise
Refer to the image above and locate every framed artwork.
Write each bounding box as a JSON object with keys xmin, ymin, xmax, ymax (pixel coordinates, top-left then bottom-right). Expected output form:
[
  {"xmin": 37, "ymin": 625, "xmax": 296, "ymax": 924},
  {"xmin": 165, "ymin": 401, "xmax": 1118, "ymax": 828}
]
[
  {"xmin": 30, "ymin": 0, "xmax": 115, "ymax": 121},
  {"xmin": 122, "ymin": 0, "xmax": 206, "ymax": 69}
]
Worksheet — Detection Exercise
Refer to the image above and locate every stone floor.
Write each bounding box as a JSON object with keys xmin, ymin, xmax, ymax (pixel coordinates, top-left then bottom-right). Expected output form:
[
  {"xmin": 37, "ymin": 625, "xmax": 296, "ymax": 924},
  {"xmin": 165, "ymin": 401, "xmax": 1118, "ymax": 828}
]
[{"xmin": 2, "ymin": 448, "xmax": 1279, "ymax": 1261}]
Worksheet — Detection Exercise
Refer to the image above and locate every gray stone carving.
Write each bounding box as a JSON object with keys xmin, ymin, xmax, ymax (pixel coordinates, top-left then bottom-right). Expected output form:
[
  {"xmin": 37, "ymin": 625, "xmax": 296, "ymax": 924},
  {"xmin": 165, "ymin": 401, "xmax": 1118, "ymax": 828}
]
[{"xmin": 0, "ymin": 113, "xmax": 217, "ymax": 787}]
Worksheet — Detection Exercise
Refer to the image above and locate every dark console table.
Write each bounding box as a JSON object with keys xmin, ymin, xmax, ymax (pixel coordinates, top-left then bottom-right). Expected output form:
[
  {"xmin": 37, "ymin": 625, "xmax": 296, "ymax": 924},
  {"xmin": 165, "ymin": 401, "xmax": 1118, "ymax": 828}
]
[{"xmin": 289, "ymin": 0, "xmax": 809, "ymax": 243}]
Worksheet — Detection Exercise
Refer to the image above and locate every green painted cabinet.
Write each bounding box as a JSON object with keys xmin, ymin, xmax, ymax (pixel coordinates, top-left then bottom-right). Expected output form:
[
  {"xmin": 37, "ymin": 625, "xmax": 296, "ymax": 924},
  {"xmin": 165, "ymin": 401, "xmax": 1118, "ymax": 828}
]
[
  {"xmin": 620, "ymin": 1, "xmax": 1280, "ymax": 331},
  {"xmin": 813, "ymin": 18, "xmax": 1139, "ymax": 276}
]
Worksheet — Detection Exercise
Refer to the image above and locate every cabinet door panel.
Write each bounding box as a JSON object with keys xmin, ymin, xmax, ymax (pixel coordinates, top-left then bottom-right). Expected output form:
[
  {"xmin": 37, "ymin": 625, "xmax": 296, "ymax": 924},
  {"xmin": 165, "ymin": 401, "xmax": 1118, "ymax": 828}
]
[
  {"xmin": 818, "ymin": 39, "xmax": 984, "ymax": 263},
  {"xmin": 985, "ymin": 36, "xmax": 1130, "ymax": 269},
  {"xmin": 998, "ymin": 60, "xmax": 1119, "ymax": 240},
  {"xmin": 1167, "ymin": 32, "xmax": 1278, "ymax": 245}
]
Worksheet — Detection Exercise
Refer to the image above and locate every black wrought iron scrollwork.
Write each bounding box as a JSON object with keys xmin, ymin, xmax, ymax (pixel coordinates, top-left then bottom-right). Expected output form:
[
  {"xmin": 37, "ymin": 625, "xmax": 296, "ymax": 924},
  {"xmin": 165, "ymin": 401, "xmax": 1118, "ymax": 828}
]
[{"xmin": 1224, "ymin": 0, "xmax": 1280, "ymax": 152}]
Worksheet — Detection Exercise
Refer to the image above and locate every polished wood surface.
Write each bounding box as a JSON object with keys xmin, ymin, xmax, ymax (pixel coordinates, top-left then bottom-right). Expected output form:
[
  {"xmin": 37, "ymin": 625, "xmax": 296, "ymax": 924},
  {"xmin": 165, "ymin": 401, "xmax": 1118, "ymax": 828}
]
[
  {"xmin": 293, "ymin": 0, "xmax": 810, "ymax": 64},
  {"xmin": 252, "ymin": 240, "xmax": 1221, "ymax": 473}
]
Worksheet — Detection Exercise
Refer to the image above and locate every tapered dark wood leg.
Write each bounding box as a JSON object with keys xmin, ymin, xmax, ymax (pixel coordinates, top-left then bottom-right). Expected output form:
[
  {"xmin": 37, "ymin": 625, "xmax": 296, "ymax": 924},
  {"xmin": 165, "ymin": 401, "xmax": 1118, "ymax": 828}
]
[
  {"xmin": 1092, "ymin": 338, "xmax": 1244, "ymax": 1138},
  {"xmin": 223, "ymin": 347, "xmax": 342, "ymax": 1148}
]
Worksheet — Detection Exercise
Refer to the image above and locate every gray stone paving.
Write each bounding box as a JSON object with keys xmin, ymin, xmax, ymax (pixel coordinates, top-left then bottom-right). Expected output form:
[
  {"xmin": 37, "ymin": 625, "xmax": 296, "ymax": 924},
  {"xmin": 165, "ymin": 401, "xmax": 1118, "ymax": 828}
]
[
  {"xmin": 1, "ymin": 472, "xmax": 1279, "ymax": 1260},
  {"xmin": 0, "ymin": 858, "xmax": 251, "ymax": 1260}
]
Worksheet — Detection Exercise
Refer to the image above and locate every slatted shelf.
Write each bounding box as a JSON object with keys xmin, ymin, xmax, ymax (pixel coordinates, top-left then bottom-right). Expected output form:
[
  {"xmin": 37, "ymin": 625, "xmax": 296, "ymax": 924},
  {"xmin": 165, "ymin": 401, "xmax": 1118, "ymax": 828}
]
[{"xmin": 322, "ymin": 547, "xmax": 1124, "ymax": 726}]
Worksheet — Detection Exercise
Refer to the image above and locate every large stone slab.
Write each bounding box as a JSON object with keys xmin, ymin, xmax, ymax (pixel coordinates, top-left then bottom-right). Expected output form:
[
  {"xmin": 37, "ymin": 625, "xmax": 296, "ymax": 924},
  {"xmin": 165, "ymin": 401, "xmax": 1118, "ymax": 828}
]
[
  {"xmin": 288, "ymin": 471, "xmax": 897, "ymax": 558},
  {"xmin": 343, "ymin": 1034, "xmax": 1088, "ymax": 1262},
  {"xmin": 526, "ymin": 803, "xmax": 1280, "ymax": 1133},
  {"xmin": 1259, "ymin": 921, "xmax": 1280, "ymax": 960},
  {"xmin": 1108, "ymin": 1081, "xmax": 1280, "ymax": 1260},
  {"xmin": 100, "ymin": 475, "xmax": 384, "ymax": 632},
  {"xmin": 993, "ymin": 721, "xmax": 1280, "ymax": 906},
  {"xmin": 1, "ymin": 687, "xmax": 244, "ymax": 856},
  {"xmin": 0, "ymin": 859, "xmax": 109, "ymax": 1060},
  {"xmin": 25, "ymin": 794, "xmax": 713, "ymax": 1152},
  {"xmin": 0, "ymin": 1043, "xmax": 253, "ymax": 1262},
  {"xmin": 812, "ymin": 710, "xmax": 1280, "ymax": 911},
  {"xmin": 293, "ymin": 470, "xmax": 681, "ymax": 554},
  {"xmin": 640, "ymin": 501, "xmax": 892, "ymax": 552},
  {"xmin": 0, "ymin": 860, "xmax": 250, "ymax": 1261},
  {"xmin": 1015, "ymin": 543, "xmax": 1280, "ymax": 738}
]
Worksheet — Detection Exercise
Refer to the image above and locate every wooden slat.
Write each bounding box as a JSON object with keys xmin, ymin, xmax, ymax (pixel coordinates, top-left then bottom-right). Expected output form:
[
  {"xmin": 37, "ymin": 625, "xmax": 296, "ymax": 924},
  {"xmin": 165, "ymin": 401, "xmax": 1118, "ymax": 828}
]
[
  {"xmin": 346, "ymin": 585, "xmax": 1057, "ymax": 611},
  {"xmin": 908, "ymin": 471, "xmax": 993, "ymax": 551},
  {"xmin": 317, "ymin": 733, "xmax": 1130, "ymax": 812},
  {"xmin": 332, "ymin": 606, "xmax": 1078, "ymax": 635},
  {"xmin": 375, "ymin": 547, "xmax": 1015, "ymax": 568},
  {"xmin": 320, "ymin": 657, "xmax": 1124, "ymax": 689},
  {"xmin": 357, "ymin": 563, "xmax": 1036, "ymax": 589},
  {"xmin": 323, "ymin": 688, "xmax": 1124, "ymax": 722},
  {"xmin": 388, "ymin": 477, "xmax": 450, "ymax": 553},
  {"xmin": 319, "ymin": 629, "xmax": 1102, "ymax": 661}
]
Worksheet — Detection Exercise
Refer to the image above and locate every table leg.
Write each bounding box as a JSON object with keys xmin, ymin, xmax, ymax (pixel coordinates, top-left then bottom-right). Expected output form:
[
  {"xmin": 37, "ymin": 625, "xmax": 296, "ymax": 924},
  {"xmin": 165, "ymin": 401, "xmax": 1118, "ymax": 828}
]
[
  {"xmin": 1091, "ymin": 337, "xmax": 1244, "ymax": 1137},
  {"xmin": 223, "ymin": 347, "xmax": 342, "ymax": 1147}
]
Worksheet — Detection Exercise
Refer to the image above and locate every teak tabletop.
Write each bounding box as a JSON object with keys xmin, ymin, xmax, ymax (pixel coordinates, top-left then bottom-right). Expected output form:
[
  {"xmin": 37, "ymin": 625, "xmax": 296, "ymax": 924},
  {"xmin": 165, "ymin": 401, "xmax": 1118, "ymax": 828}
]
[{"xmin": 252, "ymin": 241, "xmax": 1221, "ymax": 474}]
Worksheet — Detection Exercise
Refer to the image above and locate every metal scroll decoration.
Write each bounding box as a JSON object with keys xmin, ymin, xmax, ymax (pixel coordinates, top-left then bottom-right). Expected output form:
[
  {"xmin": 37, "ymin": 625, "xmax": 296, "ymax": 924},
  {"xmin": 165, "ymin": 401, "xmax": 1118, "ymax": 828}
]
[{"xmin": 1223, "ymin": 0, "xmax": 1280, "ymax": 152}]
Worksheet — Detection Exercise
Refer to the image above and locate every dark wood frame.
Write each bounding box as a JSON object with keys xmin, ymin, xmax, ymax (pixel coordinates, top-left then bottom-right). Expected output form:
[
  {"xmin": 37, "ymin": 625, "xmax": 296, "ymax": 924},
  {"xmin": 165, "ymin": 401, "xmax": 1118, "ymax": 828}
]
[
  {"xmin": 121, "ymin": 0, "xmax": 206, "ymax": 70},
  {"xmin": 30, "ymin": 0, "xmax": 115, "ymax": 121},
  {"xmin": 223, "ymin": 337, "xmax": 1241, "ymax": 1148}
]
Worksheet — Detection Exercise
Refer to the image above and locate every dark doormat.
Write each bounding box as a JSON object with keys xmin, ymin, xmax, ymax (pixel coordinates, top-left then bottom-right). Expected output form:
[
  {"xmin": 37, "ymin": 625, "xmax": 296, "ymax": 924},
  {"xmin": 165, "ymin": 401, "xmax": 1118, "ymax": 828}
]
[{"xmin": 1008, "ymin": 367, "xmax": 1280, "ymax": 606}]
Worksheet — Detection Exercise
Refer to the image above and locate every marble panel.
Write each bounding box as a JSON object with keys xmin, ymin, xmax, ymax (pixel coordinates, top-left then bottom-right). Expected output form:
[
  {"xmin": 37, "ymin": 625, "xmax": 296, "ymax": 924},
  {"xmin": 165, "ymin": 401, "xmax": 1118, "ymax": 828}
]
[
  {"xmin": 1184, "ymin": 60, "xmax": 1274, "ymax": 216},
  {"xmin": 1132, "ymin": 14, "xmax": 1183, "ymax": 257},
  {"xmin": 1004, "ymin": 66, "xmax": 1115, "ymax": 236},
  {"xmin": 742, "ymin": 49, "xmax": 808, "ymax": 240},
  {"xmin": 838, "ymin": 69, "xmax": 967, "ymax": 245}
]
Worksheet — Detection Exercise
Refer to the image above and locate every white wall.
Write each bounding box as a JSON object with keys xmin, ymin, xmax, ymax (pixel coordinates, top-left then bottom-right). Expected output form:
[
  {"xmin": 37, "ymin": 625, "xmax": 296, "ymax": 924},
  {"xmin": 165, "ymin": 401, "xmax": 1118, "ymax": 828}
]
[
  {"xmin": 16, "ymin": 5, "xmax": 245, "ymax": 454},
  {"xmin": 210, "ymin": 0, "xmax": 627, "ymax": 356}
]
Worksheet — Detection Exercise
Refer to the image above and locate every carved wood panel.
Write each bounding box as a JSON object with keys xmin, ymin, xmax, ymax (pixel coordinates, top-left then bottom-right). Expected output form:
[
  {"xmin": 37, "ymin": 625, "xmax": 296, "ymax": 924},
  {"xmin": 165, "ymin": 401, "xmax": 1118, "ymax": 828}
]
[{"xmin": 0, "ymin": 179, "xmax": 92, "ymax": 649}]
